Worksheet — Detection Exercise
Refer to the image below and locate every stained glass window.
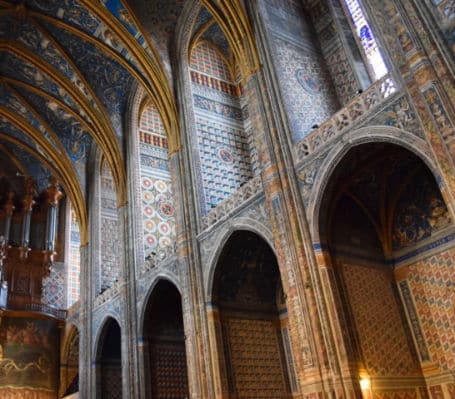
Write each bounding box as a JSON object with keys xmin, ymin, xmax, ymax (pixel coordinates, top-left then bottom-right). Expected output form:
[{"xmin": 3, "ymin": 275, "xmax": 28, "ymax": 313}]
[{"xmin": 343, "ymin": 0, "xmax": 388, "ymax": 80}]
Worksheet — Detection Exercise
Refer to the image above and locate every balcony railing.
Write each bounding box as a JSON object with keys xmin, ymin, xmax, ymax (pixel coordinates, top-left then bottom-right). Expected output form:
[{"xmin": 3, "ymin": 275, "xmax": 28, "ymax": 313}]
[
  {"xmin": 200, "ymin": 176, "xmax": 263, "ymax": 230},
  {"xmin": 295, "ymin": 75, "xmax": 397, "ymax": 162},
  {"xmin": 94, "ymin": 278, "xmax": 123, "ymax": 308},
  {"xmin": 141, "ymin": 243, "xmax": 177, "ymax": 275}
]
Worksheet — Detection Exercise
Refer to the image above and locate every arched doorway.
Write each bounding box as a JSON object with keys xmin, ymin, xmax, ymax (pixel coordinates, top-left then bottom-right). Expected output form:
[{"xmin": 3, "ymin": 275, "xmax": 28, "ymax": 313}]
[
  {"xmin": 60, "ymin": 326, "xmax": 79, "ymax": 398},
  {"xmin": 211, "ymin": 231, "xmax": 295, "ymax": 398},
  {"xmin": 96, "ymin": 318, "xmax": 122, "ymax": 398},
  {"xmin": 143, "ymin": 280, "xmax": 189, "ymax": 398},
  {"xmin": 319, "ymin": 142, "xmax": 454, "ymax": 395}
]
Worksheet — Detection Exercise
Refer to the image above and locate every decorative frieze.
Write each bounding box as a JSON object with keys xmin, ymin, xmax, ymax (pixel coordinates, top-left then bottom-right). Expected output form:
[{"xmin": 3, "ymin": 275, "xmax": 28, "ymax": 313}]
[
  {"xmin": 200, "ymin": 176, "xmax": 263, "ymax": 230},
  {"xmin": 295, "ymin": 75, "xmax": 397, "ymax": 161},
  {"xmin": 94, "ymin": 278, "xmax": 123, "ymax": 309},
  {"xmin": 141, "ymin": 242, "xmax": 177, "ymax": 275}
]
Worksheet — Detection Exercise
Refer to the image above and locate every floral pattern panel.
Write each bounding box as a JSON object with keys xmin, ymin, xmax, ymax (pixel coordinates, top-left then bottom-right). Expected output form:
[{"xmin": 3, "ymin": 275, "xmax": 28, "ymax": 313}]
[{"xmin": 139, "ymin": 103, "xmax": 176, "ymax": 258}]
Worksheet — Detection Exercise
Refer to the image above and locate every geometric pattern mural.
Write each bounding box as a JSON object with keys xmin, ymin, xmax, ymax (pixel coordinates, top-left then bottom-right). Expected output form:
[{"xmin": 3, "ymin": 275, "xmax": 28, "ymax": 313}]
[
  {"xmin": 190, "ymin": 41, "xmax": 254, "ymax": 214},
  {"xmin": 100, "ymin": 162, "xmax": 120, "ymax": 291},
  {"xmin": 404, "ymin": 247, "xmax": 455, "ymax": 372},
  {"xmin": 226, "ymin": 317, "xmax": 289, "ymax": 398},
  {"xmin": 260, "ymin": 0, "xmax": 340, "ymax": 143},
  {"xmin": 341, "ymin": 262, "xmax": 420, "ymax": 376},
  {"xmin": 42, "ymin": 262, "xmax": 66, "ymax": 309},
  {"xmin": 139, "ymin": 104, "xmax": 176, "ymax": 258}
]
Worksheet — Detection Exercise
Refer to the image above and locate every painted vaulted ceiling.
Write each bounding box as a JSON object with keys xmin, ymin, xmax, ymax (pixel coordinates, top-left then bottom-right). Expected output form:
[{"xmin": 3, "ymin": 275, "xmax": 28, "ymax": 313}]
[
  {"xmin": 0, "ymin": 0, "xmax": 179, "ymax": 244},
  {"xmin": 0, "ymin": 0, "xmax": 259, "ymax": 243}
]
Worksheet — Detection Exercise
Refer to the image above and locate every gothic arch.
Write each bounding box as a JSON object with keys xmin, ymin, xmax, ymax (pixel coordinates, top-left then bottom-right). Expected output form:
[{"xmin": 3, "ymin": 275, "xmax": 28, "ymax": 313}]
[
  {"xmin": 59, "ymin": 325, "xmax": 79, "ymax": 398},
  {"xmin": 308, "ymin": 126, "xmax": 444, "ymax": 241},
  {"xmin": 138, "ymin": 274, "xmax": 183, "ymax": 333},
  {"xmin": 94, "ymin": 316, "xmax": 123, "ymax": 398},
  {"xmin": 93, "ymin": 314, "xmax": 122, "ymax": 359},
  {"xmin": 141, "ymin": 278, "xmax": 189, "ymax": 398},
  {"xmin": 125, "ymin": 84, "xmax": 147, "ymax": 265},
  {"xmin": 205, "ymin": 221, "xmax": 276, "ymax": 301}
]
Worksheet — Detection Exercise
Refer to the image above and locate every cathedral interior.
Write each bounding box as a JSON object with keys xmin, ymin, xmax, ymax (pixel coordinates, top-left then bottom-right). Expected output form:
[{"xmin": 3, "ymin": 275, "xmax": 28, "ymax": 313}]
[{"xmin": 0, "ymin": 0, "xmax": 453, "ymax": 398}]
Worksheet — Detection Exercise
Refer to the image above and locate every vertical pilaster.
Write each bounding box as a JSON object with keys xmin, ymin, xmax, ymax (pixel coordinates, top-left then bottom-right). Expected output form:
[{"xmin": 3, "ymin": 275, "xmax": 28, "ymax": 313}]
[
  {"xmin": 79, "ymin": 243, "xmax": 93, "ymax": 398},
  {"xmin": 242, "ymin": 3, "xmax": 362, "ymax": 396},
  {"xmin": 118, "ymin": 204, "xmax": 140, "ymax": 399},
  {"xmin": 170, "ymin": 148, "xmax": 211, "ymax": 399},
  {"xmin": 364, "ymin": 0, "xmax": 455, "ymax": 215}
]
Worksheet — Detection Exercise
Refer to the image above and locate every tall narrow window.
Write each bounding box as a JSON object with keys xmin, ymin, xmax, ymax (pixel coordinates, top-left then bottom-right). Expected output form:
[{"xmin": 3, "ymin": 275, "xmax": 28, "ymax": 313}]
[
  {"xmin": 343, "ymin": 0, "xmax": 388, "ymax": 80},
  {"xmin": 67, "ymin": 205, "xmax": 80, "ymax": 306}
]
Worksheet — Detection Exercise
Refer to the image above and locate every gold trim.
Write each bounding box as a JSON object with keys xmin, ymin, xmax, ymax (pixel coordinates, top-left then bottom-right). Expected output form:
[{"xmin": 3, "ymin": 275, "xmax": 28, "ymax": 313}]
[
  {"xmin": 200, "ymin": 0, "xmax": 261, "ymax": 79},
  {"xmin": 3, "ymin": 77, "xmax": 97, "ymax": 137},
  {"xmin": 76, "ymin": 0, "xmax": 181, "ymax": 154},
  {"xmin": 0, "ymin": 41, "xmax": 127, "ymax": 207},
  {"xmin": 6, "ymin": 82, "xmax": 68, "ymax": 157},
  {"xmin": 0, "ymin": 109, "xmax": 88, "ymax": 245},
  {"xmin": 189, "ymin": 18, "xmax": 215, "ymax": 56},
  {"xmin": 0, "ymin": 142, "xmax": 27, "ymax": 175}
]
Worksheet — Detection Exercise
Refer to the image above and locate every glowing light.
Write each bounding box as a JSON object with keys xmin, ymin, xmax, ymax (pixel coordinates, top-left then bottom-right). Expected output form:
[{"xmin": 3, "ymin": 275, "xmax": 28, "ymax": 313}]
[
  {"xmin": 360, "ymin": 377, "xmax": 371, "ymax": 390},
  {"xmin": 343, "ymin": 0, "xmax": 388, "ymax": 80}
]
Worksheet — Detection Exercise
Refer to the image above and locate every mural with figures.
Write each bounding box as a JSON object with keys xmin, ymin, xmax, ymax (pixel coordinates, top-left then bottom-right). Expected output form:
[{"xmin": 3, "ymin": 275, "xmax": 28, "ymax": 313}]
[
  {"xmin": 0, "ymin": 317, "xmax": 59, "ymax": 399},
  {"xmin": 392, "ymin": 170, "xmax": 451, "ymax": 250},
  {"xmin": 139, "ymin": 103, "xmax": 176, "ymax": 258}
]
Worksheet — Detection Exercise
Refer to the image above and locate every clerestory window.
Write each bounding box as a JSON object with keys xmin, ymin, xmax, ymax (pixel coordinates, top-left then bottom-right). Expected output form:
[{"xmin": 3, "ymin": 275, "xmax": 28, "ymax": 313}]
[{"xmin": 342, "ymin": 0, "xmax": 388, "ymax": 80}]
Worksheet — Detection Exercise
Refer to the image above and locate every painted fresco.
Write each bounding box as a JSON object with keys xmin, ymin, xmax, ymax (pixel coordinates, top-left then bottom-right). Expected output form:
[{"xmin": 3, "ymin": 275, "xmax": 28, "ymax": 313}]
[
  {"xmin": 139, "ymin": 103, "xmax": 176, "ymax": 258},
  {"xmin": 0, "ymin": 316, "xmax": 59, "ymax": 399},
  {"xmin": 259, "ymin": 0, "xmax": 339, "ymax": 143},
  {"xmin": 190, "ymin": 41, "xmax": 255, "ymax": 214},
  {"xmin": 392, "ymin": 172, "xmax": 451, "ymax": 250}
]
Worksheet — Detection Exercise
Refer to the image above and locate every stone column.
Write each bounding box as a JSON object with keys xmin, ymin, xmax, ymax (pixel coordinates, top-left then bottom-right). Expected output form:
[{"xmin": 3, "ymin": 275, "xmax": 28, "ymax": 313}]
[
  {"xmin": 169, "ymin": 149, "xmax": 211, "ymax": 399},
  {"xmin": 364, "ymin": 0, "xmax": 455, "ymax": 215},
  {"xmin": 240, "ymin": 4, "xmax": 360, "ymax": 395},
  {"xmin": 78, "ymin": 243, "xmax": 93, "ymax": 398},
  {"xmin": 118, "ymin": 204, "xmax": 141, "ymax": 399}
]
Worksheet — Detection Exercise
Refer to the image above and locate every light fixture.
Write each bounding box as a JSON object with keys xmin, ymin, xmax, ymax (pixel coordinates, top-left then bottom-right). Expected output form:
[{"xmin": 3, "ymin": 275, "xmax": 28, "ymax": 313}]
[{"xmin": 360, "ymin": 377, "xmax": 370, "ymax": 390}]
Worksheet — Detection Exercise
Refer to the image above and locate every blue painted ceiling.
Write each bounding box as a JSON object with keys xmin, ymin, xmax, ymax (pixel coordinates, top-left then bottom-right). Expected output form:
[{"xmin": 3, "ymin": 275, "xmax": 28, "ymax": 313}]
[
  {"xmin": 0, "ymin": 0, "xmax": 230, "ymax": 204},
  {"xmin": 0, "ymin": 0, "xmax": 160, "ymax": 199}
]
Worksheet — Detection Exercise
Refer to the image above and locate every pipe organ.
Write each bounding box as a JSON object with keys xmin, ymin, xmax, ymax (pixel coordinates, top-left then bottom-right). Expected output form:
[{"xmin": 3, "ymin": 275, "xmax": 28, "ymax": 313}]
[{"xmin": 0, "ymin": 176, "xmax": 64, "ymax": 312}]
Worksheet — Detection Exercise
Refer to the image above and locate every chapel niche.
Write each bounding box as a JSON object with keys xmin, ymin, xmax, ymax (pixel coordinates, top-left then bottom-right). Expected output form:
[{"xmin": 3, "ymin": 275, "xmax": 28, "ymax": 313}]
[
  {"xmin": 319, "ymin": 142, "xmax": 453, "ymax": 395},
  {"xmin": 211, "ymin": 230, "xmax": 295, "ymax": 398},
  {"xmin": 189, "ymin": 13, "xmax": 258, "ymax": 215},
  {"xmin": 96, "ymin": 318, "xmax": 122, "ymax": 399},
  {"xmin": 142, "ymin": 280, "xmax": 189, "ymax": 399}
]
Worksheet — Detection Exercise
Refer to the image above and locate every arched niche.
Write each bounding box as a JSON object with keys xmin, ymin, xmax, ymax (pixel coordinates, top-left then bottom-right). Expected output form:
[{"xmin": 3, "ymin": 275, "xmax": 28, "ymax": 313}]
[
  {"xmin": 142, "ymin": 279, "xmax": 189, "ymax": 398},
  {"xmin": 210, "ymin": 230, "xmax": 296, "ymax": 398},
  {"xmin": 137, "ymin": 100, "xmax": 176, "ymax": 259},
  {"xmin": 59, "ymin": 325, "xmax": 79, "ymax": 398},
  {"xmin": 188, "ymin": 31, "xmax": 258, "ymax": 215},
  {"xmin": 98, "ymin": 158, "xmax": 120, "ymax": 293},
  {"xmin": 318, "ymin": 142, "xmax": 454, "ymax": 394},
  {"xmin": 95, "ymin": 318, "xmax": 122, "ymax": 399}
]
